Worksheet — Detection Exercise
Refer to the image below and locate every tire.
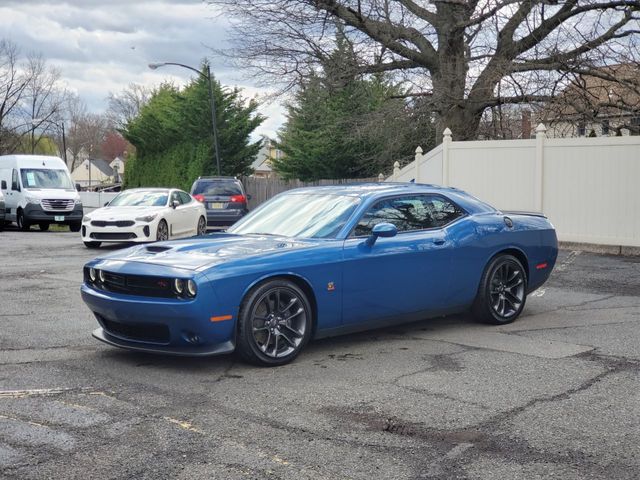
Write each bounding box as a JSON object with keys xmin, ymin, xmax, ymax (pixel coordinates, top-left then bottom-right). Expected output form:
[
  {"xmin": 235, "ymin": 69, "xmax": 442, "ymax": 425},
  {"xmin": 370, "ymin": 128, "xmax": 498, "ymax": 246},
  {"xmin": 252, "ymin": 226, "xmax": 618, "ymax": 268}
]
[
  {"xmin": 236, "ymin": 279, "xmax": 313, "ymax": 366},
  {"xmin": 197, "ymin": 216, "xmax": 207, "ymax": 236},
  {"xmin": 156, "ymin": 219, "xmax": 169, "ymax": 241},
  {"xmin": 84, "ymin": 241, "xmax": 102, "ymax": 248},
  {"xmin": 69, "ymin": 222, "xmax": 81, "ymax": 232},
  {"xmin": 472, "ymin": 254, "xmax": 527, "ymax": 325},
  {"xmin": 39, "ymin": 222, "xmax": 50, "ymax": 231},
  {"xmin": 17, "ymin": 210, "xmax": 30, "ymax": 231}
]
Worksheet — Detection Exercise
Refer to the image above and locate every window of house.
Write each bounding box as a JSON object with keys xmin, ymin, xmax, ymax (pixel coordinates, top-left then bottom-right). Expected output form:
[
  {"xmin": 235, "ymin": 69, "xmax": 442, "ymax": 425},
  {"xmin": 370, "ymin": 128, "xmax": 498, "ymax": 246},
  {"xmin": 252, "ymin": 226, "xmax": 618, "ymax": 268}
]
[
  {"xmin": 601, "ymin": 119, "xmax": 610, "ymax": 135},
  {"xmin": 577, "ymin": 121, "xmax": 586, "ymax": 136},
  {"xmin": 631, "ymin": 116, "xmax": 640, "ymax": 136},
  {"xmin": 352, "ymin": 195, "xmax": 465, "ymax": 237}
]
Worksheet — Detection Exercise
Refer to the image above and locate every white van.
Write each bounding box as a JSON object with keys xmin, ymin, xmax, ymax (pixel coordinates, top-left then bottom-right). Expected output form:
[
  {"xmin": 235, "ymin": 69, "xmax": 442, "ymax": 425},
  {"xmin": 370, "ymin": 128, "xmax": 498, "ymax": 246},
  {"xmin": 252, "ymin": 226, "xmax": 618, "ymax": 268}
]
[{"xmin": 0, "ymin": 155, "xmax": 83, "ymax": 231}]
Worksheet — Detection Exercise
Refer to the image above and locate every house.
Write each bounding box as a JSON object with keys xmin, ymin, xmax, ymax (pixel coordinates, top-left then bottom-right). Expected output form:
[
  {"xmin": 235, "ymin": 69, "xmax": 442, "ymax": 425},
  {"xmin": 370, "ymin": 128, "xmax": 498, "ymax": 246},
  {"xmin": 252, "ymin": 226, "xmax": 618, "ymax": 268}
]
[
  {"xmin": 539, "ymin": 64, "xmax": 640, "ymax": 138},
  {"xmin": 110, "ymin": 156, "xmax": 125, "ymax": 183},
  {"xmin": 71, "ymin": 158, "xmax": 114, "ymax": 187},
  {"xmin": 251, "ymin": 136, "xmax": 283, "ymax": 178}
]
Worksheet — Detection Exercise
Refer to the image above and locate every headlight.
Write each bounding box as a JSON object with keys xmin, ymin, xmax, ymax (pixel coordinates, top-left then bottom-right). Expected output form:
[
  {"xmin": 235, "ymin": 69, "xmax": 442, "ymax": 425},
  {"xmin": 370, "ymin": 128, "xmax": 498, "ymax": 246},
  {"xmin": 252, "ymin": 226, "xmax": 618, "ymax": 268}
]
[
  {"xmin": 25, "ymin": 195, "xmax": 41, "ymax": 205},
  {"xmin": 186, "ymin": 280, "xmax": 197, "ymax": 297},
  {"xmin": 89, "ymin": 268, "xmax": 97, "ymax": 282},
  {"xmin": 82, "ymin": 216, "xmax": 91, "ymax": 223},
  {"xmin": 173, "ymin": 278, "xmax": 184, "ymax": 295},
  {"xmin": 98, "ymin": 270, "xmax": 106, "ymax": 283},
  {"xmin": 135, "ymin": 214, "xmax": 157, "ymax": 223},
  {"xmin": 75, "ymin": 198, "xmax": 82, "ymax": 205}
]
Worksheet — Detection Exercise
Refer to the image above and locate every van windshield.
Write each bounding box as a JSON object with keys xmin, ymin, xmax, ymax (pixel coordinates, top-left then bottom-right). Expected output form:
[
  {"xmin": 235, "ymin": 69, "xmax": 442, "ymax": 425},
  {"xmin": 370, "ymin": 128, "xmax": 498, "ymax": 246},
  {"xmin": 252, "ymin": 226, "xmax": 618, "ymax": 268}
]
[{"xmin": 21, "ymin": 169, "xmax": 74, "ymax": 190}]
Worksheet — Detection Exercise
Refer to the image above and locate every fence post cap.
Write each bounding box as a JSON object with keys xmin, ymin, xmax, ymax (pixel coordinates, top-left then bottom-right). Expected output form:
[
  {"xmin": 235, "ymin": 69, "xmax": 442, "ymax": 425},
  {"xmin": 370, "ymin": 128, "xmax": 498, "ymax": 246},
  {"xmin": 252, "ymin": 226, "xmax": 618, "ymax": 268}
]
[
  {"xmin": 443, "ymin": 127, "xmax": 452, "ymax": 137},
  {"xmin": 535, "ymin": 123, "xmax": 547, "ymax": 133},
  {"xmin": 378, "ymin": 173, "xmax": 384, "ymax": 181},
  {"xmin": 393, "ymin": 161, "xmax": 400, "ymax": 168},
  {"xmin": 415, "ymin": 146, "xmax": 423, "ymax": 154}
]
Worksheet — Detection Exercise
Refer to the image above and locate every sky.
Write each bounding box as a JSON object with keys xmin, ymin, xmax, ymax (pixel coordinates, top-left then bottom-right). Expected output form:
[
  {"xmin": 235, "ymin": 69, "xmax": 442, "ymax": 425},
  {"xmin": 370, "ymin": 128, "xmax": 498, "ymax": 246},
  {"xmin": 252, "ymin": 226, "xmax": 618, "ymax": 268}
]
[{"xmin": 0, "ymin": 0, "xmax": 285, "ymax": 138}]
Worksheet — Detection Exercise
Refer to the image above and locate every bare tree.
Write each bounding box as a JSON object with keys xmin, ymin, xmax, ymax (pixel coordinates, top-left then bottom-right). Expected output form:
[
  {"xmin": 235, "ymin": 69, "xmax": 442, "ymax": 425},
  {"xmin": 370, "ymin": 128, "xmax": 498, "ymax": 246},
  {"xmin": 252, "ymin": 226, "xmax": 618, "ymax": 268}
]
[
  {"xmin": 0, "ymin": 39, "xmax": 30, "ymax": 153},
  {"xmin": 106, "ymin": 83, "xmax": 152, "ymax": 130},
  {"xmin": 208, "ymin": 0, "xmax": 640, "ymax": 140}
]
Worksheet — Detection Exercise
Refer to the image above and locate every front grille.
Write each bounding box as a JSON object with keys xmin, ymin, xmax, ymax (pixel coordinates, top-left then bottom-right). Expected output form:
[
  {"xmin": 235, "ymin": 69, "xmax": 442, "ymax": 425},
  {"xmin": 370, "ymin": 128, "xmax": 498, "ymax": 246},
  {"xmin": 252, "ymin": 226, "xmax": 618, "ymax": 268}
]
[
  {"xmin": 85, "ymin": 268, "xmax": 175, "ymax": 298},
  {"xmin": 90, "ymin": 232, "xmax": 137, "ymax": 240},
  {"xmin": 100, "ymin": 316, "xmax": 170, "ymax": 344},
  {"xmin": 42, "ymin": 199, "xmax": 74, "ymax": 211},
  {"xmin": 91, "ymin": 220, "xmax": 135, "ymax": 227}
]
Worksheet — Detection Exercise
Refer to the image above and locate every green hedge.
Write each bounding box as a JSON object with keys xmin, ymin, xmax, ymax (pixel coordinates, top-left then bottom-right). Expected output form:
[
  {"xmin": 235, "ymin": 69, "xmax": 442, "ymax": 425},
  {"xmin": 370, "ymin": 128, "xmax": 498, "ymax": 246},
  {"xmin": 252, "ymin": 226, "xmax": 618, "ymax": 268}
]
[{"xmin": 124, "ymin": 141, "xmax": 210, "ymax": 191}]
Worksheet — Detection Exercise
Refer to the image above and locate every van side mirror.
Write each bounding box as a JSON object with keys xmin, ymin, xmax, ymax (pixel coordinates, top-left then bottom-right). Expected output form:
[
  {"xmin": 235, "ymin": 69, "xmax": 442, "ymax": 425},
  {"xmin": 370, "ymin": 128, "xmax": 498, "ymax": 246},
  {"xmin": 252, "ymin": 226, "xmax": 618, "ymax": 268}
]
[
  {"xmin": 76, "ymin": 183, "xmax": 82, "ymax": 192},
  {"xmin": 365, "ymin": 222, "xmax": 397, "ymax": 247},
  {"xmin": 1, "ymin": 180, "xmax": 6, "ymax": 190}
]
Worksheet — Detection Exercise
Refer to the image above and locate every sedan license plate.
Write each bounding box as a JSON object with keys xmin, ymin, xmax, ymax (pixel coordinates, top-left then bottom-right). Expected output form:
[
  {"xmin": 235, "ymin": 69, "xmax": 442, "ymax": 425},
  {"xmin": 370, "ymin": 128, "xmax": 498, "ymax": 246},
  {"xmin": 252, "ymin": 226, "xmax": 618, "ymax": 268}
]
[
  {"xmin": 54, "ymin": 215, "xmax": 65, "ymax": 221},
  {"xmin": 209, "ymin": 202, "xmax": 224, "ymax": 209}
]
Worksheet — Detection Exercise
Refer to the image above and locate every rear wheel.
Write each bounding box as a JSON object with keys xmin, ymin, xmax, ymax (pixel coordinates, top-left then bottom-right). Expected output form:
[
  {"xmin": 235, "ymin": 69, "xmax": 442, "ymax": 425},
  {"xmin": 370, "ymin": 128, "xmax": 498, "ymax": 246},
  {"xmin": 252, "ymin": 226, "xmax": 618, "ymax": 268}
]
[
  {"xmin": 17, "ymin": 210, "xmax": 30, "ymax": 231},
  {"xmin": 39, "ymin": 222, "xmax": 50, "ymax": 231},
  {"xmin": 473, "ymin": 254, "xmax": 527, "ymax": 325},
  {"xmin": 237, "ymin": 279, "xmax": 313, "ymax": 366},
  {"xmin": 197, "ymin": 216, "xmax": 207, "ymax": 235},
  {"xmin": 84, "ymin": 241, "xmax": 101, "ymax": 248},
  {"xmin": 156, "ymin": 219, "xmax": 169, "ymax": 241}
]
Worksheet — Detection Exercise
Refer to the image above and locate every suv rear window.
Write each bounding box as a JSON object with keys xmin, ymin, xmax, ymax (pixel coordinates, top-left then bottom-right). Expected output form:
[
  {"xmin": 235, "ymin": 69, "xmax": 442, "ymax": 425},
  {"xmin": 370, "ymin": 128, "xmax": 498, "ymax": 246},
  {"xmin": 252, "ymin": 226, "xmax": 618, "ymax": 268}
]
[{"xmin": 192, "ymin": 180, "xmax": 242, "ymax": 196}]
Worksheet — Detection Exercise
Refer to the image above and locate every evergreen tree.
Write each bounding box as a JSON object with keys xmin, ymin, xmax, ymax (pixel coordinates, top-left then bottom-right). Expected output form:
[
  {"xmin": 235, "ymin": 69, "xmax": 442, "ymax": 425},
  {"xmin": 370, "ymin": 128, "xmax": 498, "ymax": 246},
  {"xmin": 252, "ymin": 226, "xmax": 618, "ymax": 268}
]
[
  {"xmin": 273, "ymin": 29, "xmax": 435, "ymax": 181},
  {"xmin": 123, "ymin": 65, "xmax": 263, "ymax": 190}
]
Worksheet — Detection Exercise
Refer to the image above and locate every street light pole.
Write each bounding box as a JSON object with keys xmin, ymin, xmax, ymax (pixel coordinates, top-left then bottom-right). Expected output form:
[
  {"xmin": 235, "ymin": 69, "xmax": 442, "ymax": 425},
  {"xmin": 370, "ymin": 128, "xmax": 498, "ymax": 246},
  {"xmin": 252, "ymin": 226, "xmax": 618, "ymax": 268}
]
[{"xmin": 148, "ymin": 61, "xmax": 222, "ymax": 176}]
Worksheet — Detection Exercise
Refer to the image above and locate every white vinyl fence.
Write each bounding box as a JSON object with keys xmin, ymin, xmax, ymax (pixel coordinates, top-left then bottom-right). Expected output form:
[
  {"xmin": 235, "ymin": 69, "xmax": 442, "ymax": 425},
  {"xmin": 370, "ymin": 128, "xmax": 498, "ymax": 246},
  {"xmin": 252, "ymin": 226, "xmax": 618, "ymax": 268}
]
[
  {"xmin": 390, "ymin": 125, "xmax": 640, "ymax": 248},
  {"xmin": 79, "ymin": 191, "xmax": 120, "ymax": 209}
]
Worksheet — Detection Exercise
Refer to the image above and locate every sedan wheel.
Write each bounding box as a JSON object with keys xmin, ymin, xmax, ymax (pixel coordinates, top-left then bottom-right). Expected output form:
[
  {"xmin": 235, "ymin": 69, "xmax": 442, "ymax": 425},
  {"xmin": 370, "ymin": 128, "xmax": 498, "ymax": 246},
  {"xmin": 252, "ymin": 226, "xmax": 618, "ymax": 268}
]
[
  {"xmin": 237, "ymin": 279, "xmax": 312, "ymax": 366},
  {"xmin": 473, "ymin": 254, "xmax": 527, "ymax": 324},
  {"xmin": 156, "ymin": 219, "xmax": 169, "ymax": 241},
  {"xmin": 197, "ymin": 216, "xmax": 207, "ymax": 235}
]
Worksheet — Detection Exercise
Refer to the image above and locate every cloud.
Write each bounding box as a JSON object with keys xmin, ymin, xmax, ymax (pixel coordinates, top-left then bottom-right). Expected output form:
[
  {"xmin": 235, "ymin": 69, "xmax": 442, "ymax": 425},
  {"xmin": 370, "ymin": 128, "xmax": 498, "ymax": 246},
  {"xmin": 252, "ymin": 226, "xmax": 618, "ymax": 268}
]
[{"xmin": 0, "ymin": 0, "xmax": 284, "ymax": 138}]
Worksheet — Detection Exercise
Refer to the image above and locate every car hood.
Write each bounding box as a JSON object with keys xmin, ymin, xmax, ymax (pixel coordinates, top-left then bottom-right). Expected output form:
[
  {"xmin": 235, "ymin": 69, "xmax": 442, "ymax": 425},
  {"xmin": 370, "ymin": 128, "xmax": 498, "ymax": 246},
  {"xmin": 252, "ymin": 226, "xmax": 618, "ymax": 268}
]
[
  {"xmin": 99, "ymin": 233, "xmax": 319, "ymax": 271},
  {"xmin": 89, "ymin": 206, "xmax": 165, "ymax": 220}
]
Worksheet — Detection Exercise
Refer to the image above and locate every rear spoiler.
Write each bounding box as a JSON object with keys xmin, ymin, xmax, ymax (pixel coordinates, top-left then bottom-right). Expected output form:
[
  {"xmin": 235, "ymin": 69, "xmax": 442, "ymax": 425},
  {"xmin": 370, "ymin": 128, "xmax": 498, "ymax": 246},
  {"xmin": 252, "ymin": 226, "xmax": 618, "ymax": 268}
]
[{"xmin": 500, "ymin": 211, "xmax": 548, "ymax": 218}]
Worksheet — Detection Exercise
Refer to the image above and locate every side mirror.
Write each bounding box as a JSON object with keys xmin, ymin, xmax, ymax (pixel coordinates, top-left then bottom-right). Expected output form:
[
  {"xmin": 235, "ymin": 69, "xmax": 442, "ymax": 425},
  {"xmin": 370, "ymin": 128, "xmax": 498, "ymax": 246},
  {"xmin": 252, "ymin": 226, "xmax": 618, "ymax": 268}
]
[
  {"xmin": 172, "ymin": 200, "xmax": 179, "ymax": 209},
  {"xmin": 1, "ymin": 180, "xmax": 6, "ymax": 190},
  {"xmin": 246, "ymin": 194, "xmax": 252, "ymax": 200},
  {"xmin": 76, "ymin": 183, "xmax": 82, "ymax": 192},
  {"xmin": 365, "ymin": 222, "xmax": 397, "ymax": 247}
]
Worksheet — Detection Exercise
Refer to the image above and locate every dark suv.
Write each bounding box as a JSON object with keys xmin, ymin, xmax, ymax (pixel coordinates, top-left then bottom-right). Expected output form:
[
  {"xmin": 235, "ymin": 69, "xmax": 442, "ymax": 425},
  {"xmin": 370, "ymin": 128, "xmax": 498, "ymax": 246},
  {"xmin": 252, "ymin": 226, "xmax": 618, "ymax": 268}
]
[{"xmin": 190, "ymin": 177, "xmax": 249, "ymax": 228}]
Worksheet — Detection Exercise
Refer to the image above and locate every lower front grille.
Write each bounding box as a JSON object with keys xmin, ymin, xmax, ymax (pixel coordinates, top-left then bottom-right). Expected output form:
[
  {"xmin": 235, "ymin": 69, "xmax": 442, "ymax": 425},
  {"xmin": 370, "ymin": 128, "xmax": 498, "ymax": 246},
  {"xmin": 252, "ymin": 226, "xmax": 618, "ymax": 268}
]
[
  {"xmin": 90, "ymin": 232, "xmax": 137, "ymax": 240},
  {"xmin": 100, "ymin": 317, "xmax": 170, "ymax": 344},
  {"xmin": 91, "ymin": 220, "xmax": 135, "ymax": 227}
]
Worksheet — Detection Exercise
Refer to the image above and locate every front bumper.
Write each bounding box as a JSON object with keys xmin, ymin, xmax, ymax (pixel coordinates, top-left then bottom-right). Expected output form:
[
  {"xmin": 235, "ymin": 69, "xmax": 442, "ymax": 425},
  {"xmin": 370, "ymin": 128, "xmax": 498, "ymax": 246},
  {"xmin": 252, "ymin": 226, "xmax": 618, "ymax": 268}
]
[
  {"xmin": 82, "ymin": 221, "xmax": 155, "ymax": 243},
  {"xmin": 81, "ymin": 283, "xmax": 236, "ymax": 356},
  {"xmin": 24, "ymin": 203, "xmax": 83, "ymax": 224}
]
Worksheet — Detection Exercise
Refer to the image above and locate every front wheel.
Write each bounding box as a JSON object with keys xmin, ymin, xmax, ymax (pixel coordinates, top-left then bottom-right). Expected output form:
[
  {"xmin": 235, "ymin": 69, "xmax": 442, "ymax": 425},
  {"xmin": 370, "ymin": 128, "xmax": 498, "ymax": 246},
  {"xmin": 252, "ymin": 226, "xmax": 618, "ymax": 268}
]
[
  {"xmin": 17, "ymin": 210, "xmax": 30, "ymax": 231},
  {"xmin": 472, "ymin": 254, "xmax": 527, "ymax": 325},
  {"xmin": 236, "ymin": 279, "xmax": 313, "ymax": 366},
  {"xmin": 156, "ymin": 219, "xmax": 169, "ymax": 241}
]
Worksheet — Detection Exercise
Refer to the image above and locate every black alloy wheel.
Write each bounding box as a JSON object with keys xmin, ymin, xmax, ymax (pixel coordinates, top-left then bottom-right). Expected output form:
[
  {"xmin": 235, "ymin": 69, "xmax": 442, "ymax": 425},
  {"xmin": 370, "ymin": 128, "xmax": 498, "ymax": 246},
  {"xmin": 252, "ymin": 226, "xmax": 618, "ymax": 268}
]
[
  {"xmin": 156, "ymin": 220, "xmax": 169, "ymax": 241},
  {"xmin": 197, "ymin": 216, "xmax": 207, "ymax": 236},
  {"xmin": 237, "ymin": 279, "xmax": 313, "ymax": 366},
  {"xmin": 473, "ymin": 254, "xmax": 527, "ymax": 325}
]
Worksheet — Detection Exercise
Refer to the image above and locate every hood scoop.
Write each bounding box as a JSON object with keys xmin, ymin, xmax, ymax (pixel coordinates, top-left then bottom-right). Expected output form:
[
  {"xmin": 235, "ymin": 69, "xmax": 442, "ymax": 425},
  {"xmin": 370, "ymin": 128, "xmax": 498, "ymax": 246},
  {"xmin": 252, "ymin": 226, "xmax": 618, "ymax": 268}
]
[{"xmin": 145, "ymin": 245, "xmax": 173, "ymax": 254}]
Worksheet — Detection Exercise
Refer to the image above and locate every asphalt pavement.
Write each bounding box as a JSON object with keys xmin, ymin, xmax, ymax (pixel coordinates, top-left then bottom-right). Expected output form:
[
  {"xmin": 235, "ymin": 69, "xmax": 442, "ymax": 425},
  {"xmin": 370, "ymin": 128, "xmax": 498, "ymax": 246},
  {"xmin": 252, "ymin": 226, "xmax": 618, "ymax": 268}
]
[{"xmin": 0, "ymin": 228, "xmax": 638, "ymax": 479}]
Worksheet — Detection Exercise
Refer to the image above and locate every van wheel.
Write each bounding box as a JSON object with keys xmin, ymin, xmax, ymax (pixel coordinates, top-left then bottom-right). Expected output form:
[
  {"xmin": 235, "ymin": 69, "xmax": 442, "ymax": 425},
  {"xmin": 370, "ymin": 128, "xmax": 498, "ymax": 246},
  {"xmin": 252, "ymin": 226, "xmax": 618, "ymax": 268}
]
[
  {"xmin": 69, "ymin": 222, "xmax": 81, "ymax": 232},
  {"xmin": 17, "ymin": 210, "xmax": 30, "ymax": 231},
  {"xmin": 39, "ymin": 223, "xmax": 50, "ymax": 231},
  {"xmin": 84, "ymin": 241, "xmax": 101, "ymax": 248}
]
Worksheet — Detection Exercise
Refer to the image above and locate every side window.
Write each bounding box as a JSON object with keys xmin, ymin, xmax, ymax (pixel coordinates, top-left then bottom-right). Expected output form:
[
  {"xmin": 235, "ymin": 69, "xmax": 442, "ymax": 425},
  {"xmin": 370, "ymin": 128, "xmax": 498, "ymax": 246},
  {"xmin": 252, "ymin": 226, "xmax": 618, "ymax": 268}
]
[
  {"xmin": 179, "ymin": 191, "xmax": 192, "ymax": 204},
  {"xmin": 11, "ymin": 169, "xmax": 19, "ymax": 191},
  {"xmin": 353, "ymin": 195, "xmax": 464, "ymax": 236}
]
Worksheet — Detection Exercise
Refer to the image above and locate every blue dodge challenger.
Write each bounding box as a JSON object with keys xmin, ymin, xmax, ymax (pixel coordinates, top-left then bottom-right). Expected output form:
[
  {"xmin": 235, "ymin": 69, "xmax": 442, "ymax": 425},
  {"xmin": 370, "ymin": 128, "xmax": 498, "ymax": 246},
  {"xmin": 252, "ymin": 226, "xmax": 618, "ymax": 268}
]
[{"xmin": 81, "ymin": 183, "xmax": 558, "ymax": 366}]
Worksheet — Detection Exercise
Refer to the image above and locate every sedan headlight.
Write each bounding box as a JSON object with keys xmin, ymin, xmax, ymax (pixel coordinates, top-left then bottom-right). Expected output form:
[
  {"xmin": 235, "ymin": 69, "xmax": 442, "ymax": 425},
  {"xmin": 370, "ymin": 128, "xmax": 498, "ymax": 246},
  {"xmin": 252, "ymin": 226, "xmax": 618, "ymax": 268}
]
[
  {"xmin": 136, "ymin": 214, "xmax": 158, "ymax": 223},
  {"xmin": 75, "ymin": 198, "xmax": 82, "ymax": 205},
  {"xmin": 173, "ymin": 278, "xmax": 184, "ymax": 295},
  {"xmin": 89, "ymin": 268, "xmax": 97, "ymax": 282},
  {"xmin": 186, "ymin": 280, "xmax": 197, "ymax": 298},
  {"xmin": 82, "ymin": 216, "xmax": 91, "ymax": 223}
]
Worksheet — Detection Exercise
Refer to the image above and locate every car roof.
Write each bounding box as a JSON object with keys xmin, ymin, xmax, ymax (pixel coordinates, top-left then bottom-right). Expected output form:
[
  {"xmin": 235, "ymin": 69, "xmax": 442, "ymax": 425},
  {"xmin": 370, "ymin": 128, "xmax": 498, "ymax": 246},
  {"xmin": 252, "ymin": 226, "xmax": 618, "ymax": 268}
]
[
  {"xmin": 120, "ymin": 188, "xmax": 172, "ymax": 193},
  {"xmin": 282, "ymin": 182, "xmax": 459, "ymax": 198}
]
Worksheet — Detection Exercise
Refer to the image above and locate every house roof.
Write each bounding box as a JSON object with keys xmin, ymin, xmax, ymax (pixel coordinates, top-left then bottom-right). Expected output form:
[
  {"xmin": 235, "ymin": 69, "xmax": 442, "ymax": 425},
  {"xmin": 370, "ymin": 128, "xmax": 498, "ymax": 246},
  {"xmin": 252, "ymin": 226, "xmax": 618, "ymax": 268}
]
[{"xmin": 74, "ymin": 158, "xmax": 113, "ymax": 176}]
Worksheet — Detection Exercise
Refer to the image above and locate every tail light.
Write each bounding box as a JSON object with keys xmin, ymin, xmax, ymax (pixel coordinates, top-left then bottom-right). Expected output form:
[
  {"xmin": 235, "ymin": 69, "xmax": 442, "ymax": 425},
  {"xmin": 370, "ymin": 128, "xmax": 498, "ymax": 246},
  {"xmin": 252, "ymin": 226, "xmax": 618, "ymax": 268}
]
[
  {"xmin": 193, "ymin": 194, "xmax": 205, "ymax": 203},
  {"xmin": 230, "ymin": 195, "xmax": 246, "ymax": 204}
]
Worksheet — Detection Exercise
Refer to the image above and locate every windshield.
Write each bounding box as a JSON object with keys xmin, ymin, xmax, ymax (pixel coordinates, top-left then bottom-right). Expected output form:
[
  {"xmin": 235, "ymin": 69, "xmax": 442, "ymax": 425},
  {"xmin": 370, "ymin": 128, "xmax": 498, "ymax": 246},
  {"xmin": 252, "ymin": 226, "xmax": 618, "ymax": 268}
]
[
  {"xmin": 192, "ymin": 180, "xmax": 242, "ymax": 196},
  {"xmin": 108, "ymin": 190, "xmax": 169, "ymax": 207},
  {"xmin": 228, "ymin": 193, "xmax": 361, "ymax": 239},
  {"xmin": 20, "ymin": 169, "xmax": 73, "ymax": 190}
]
